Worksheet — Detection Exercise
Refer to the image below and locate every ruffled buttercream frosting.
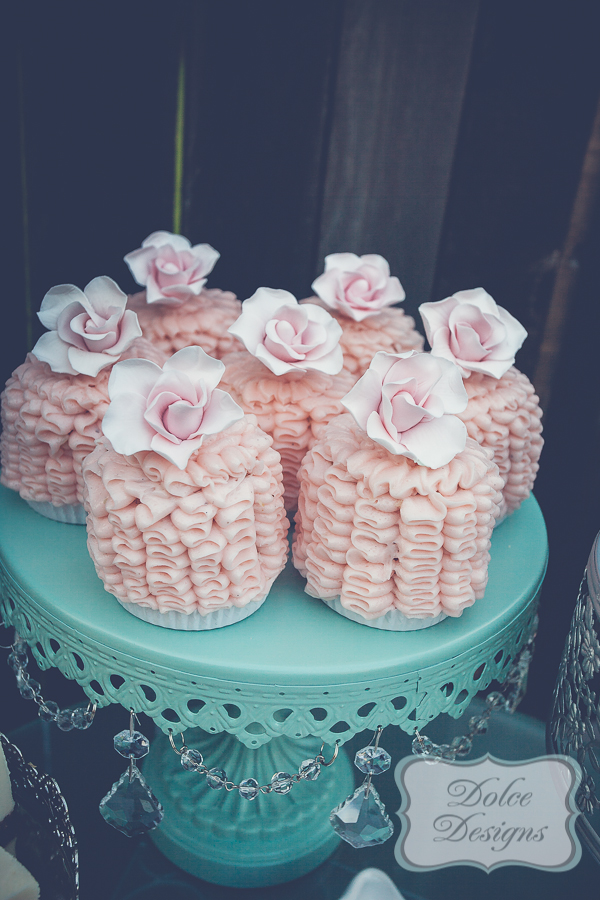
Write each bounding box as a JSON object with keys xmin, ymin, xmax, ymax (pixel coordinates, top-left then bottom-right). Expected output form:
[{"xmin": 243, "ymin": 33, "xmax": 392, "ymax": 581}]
[
  {"xmin": 128, "ymin": 289, "xmax": 242, "ymax": 358},
  {"xmin": 301, "ymin": 297, "xmax": 423, "ymax": 377},
  {"xmin": 0, "ymin": 338, "xmax": 165, "ymax": 508},
  {"xmin": 82, "ymin": 417, "xmax": 288, "ymax": 616},
  {"xmin": 293, "ymin": 414, "xmax": 503, "ymax": 620},
  {"xmin": 459, "ymin": 367, "xmax": 543, "ymax": 519},
  {"xmin": 220, "ymin": 351, "xmax": 355, "ymax": 511}
]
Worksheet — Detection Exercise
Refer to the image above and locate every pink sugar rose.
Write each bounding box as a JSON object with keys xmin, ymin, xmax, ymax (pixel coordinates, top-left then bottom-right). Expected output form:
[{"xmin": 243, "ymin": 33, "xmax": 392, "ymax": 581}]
[
  {"xmin": 419, "ymin": 288, "xmax": 527, "ymax": 379},
  {"xmin": 124, "ymin": 231, "xmax": 220, "ymax": 304},
  {"xmin": 311, "ymin": 252, "xmax": 405, "ymax": 322},
  {"xmin": 342, "ymin": 350, "xmax": 468, "ymax": 468},
  {"xmin": 32, "ymin": 276, "xmax": 142, "ymax": 377},
  {"xmin": 102, "ymin": 346, "xmax": 244, "ymax": 469},
  {"xmin": 228, "ymin": 287, "xmax": 343, "ymax": 376}
]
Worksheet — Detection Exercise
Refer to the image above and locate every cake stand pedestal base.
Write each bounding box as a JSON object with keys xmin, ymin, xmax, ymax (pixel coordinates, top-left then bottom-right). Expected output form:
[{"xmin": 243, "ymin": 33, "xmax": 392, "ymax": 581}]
[{"xmin": 143, "ymin": 729, "xmax": 355, "ymax": 888}]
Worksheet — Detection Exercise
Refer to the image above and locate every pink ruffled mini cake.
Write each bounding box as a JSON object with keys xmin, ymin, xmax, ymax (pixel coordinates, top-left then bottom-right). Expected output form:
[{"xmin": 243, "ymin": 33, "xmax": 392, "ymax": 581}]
[
  {"xmin": 82, "ymin": 347, "xmax": 288, "ymax": 630},
  {"xmin": 222, "ymin": 287, "xmax": 354, "ymax": 512},
  {"xmin": 293, "ymin": 352, "xmax": 504, "ymax": 630},
  {"xmin": 305, "ymin": 253, "xmax": 423, "ymax": 377},
  {"xmin": 420, "ymin": 288, "xmax": 543, "ymax": 520},
  {"xmin": 0, "ymin": 277, "xmax": 165, "ymax": 524},
  {"xmin": 125, "ymin": 231, "xmax": 242, "ymax": 358}
]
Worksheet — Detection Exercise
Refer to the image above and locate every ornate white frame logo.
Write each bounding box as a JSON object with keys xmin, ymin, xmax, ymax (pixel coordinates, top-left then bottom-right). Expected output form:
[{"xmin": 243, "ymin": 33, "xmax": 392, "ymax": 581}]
[{"xmin": 395, "ymin": 754, "xmax": 582, "ymax": 872}]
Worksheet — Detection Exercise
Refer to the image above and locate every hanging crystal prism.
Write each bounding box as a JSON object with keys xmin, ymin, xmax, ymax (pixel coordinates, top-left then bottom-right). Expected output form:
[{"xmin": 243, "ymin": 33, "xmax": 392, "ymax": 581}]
[
  {"xmin": 330, "ymin": 782, "xmax": 394, "ymax": 848},
  {"xmin": 99, "ymin": 764, "xmax": 164, "ymax": 837}
]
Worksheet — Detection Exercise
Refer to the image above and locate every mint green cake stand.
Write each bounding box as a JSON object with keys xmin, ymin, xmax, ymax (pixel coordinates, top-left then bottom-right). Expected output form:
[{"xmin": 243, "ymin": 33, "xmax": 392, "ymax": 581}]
[{"xmin": 0, "ymin": 485, "xmax": 547, "ymax": 887}]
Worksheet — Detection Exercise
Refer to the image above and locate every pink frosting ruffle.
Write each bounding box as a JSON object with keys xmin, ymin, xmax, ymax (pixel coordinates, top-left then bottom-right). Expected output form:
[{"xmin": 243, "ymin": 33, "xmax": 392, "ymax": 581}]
[
  {"xmin": 459, "ymin": 368, "xmax": 543, "ymax": 519},
  {"xmin": 128, "ymin": 289, "xmax": 242, "ymax": 357},
  {"xmin": 220, "ymin": 351, "xmax": 355, "ymax": 511},
  {"xmin": 0, "ymin": 339, "xmax": 166, "ymax": 508},
  {"xmin": 82, "ymin": 418, "xmax": 289, "ymax": 616},
  {"xmin": 293, "ymin": 414, "xmax": 503, "ymax": 620},
  {"xmin": 302, "ymin": 297, "xmax": 424, "ymax": 377}
]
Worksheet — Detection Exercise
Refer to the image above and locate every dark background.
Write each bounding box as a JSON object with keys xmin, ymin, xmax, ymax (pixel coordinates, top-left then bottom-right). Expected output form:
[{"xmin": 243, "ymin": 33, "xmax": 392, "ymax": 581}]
[{"xmin": 2, "ymin": 0, "xmax": 600, "ymax": 746}]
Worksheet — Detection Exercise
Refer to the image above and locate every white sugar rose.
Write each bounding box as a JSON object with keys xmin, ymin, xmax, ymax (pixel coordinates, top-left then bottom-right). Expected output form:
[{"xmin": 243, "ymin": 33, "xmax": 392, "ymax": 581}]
[
  {"xmin": 311, "ymin": 252, "xmax": 405, "ymax": 322},
  {"xmin": 419, "ymin": 288, "xmax": 527, "ymax": 379},
  {"xmin": 342, "ymin": 350, "xmax": 468, "ymax": 468},
  {"xmin": 102, "ymin": 346, "xmax": 244, "ymax": 469},
  {"xmin": 228, "ymin": 287, "xmax": 343, "ymax": 376},
  {"xmin": 32, "ymin": 276, "xmax": 142, "ymax": 377},
  {"xmin": 124, "ymin": 231, "xmax": 220, "ymax": 304}
]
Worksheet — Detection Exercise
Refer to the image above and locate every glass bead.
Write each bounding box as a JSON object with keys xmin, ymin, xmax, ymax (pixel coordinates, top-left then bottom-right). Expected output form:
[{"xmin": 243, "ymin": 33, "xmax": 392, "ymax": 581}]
[
  {"xmin": 180, "ymin": 749, "xmax": 203, "ymax": 771},
  {"xmin": 114, "ymin": 730, "xmax": 150, "ymax": 759},
  {"xmin": 299, "ymin": 759, "xmax": 321, "ymax": 781},
  {"xmin": 56, "ymin": 710, "xmax": 75, "ymax": 732},
  {"xmin": 206, "ymin": 767, "xmax": 227, "ymax": 790},
  {"xmin": 451, "ymin": 736, "xmax": 473, "ymax": 757},
  {"xmin": 468, "ymin": 715, "xmax": 489, "ymax": 735},
  {"xmin": 39, "ymin": 700, "xmax": 60, "ymax": 722},
  {"xmin": 99, "ymin": 766, "xmax": 163, "ymax": 837},
  {"xmin": 238, "ymin": 778, "xmax": 259, "ymax": 800},
  {"xmin": 330, "ymin": 783, "xmax": 393, "ymax": 848},
  {"xmin": 7, "ymin": 652, "xmax": 25, "ymax": 672},
  {"xmin": 412, "ymin": 735, "xmax": 434, "ymax": 756},
  {"xmin": 271, "ymin": 772, "xmax": 293, "ymax": 794},
  {"xmin": 440, "ymin": 744, "xmax": 456, "ymax": 760},
  {"xmin": 486, "ymin": 691, "xmax": 506, "ymax": 710},
  {"xmin": 18, "ymin": 678, "xmax": 37, "ymax": 701},
  {"xmin": 354, "ymin": 745, "xmax": 391, "ymax": 776},
  {"xmin": 71, "ymin": 707, "xmax": 92, "ymax": 730}
]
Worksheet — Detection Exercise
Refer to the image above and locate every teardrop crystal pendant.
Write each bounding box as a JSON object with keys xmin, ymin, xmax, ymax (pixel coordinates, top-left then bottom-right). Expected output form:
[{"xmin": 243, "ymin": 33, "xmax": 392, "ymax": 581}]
[
  {"xmin": 99, "ymin": 764, "xmax": 164, "ymax": 837},
  {"xmin": 330, "ymin": 782, "xmax": 394, "ymax": 849}
]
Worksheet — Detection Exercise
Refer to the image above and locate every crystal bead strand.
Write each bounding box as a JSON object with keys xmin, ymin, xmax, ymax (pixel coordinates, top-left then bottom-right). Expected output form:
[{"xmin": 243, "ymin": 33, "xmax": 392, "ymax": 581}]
[
  {"xmin": 168, "ymin": 730, "xmax": 339, "ymax": 799},
  {"xmin": 7, "ymin": 632, "xmax": 96, "ymax": 730},
  {"xmin": 412, "ymin": 617, "xmax": 537, "ymax": 761}
]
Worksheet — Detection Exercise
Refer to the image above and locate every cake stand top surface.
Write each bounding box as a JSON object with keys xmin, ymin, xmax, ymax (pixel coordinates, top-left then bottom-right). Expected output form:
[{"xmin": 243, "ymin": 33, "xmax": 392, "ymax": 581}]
[{"xmin": 0, "ymin": 485, "xmax": 547, "ymax": 687}]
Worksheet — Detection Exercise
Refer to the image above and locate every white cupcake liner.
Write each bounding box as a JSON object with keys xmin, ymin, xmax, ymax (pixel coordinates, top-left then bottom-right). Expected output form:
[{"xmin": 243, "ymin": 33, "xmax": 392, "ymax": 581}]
[
  {"xmin": 26, "ymin": 500, "xmax": 87, "ymax": 525},
  {"xmin": 321, "ymin": 596, "xmax": 447, "ymax": 631},
  {"xmin": 116, "ymin": 595, "xmax": 267, "ymax": 631}
]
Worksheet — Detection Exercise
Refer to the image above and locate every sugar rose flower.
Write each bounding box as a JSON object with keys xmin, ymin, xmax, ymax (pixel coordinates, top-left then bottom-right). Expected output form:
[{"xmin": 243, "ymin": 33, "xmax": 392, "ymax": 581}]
[
  {"xmin": 124, "ymin": 231, "xmax": 220, "ymax": 304},
  {"xmin": 102, "ymin": 346, "xmax": 244, "ymax": 469},
  {"xmin": 32, "ymin": 276, "xmax": 142, "ymax": 377},
  {"xmin": 342, "ymin": 350, "xmax": 468, "ymax": 468},
  {"xmin": 311, "ymin": 252, "xmax": 405, "ymax": 322},
  {"xmin": 419, "ymin": 288, "xmax": 527, "ymax": 379},
  {"xmin": 228, "ymin": 287, "xmax": 343, "ymax": 376}
]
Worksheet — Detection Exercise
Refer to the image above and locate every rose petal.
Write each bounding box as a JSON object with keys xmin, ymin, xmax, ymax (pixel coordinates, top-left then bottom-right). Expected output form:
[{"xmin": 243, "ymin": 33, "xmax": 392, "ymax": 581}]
[
  {"xmin": 358, "ymin": 254, "xmax": 391, "ymax": 276},
  {"xmin": 102, "ymin": 392, "xmax": 156, "ymax": 455},
  {"xmin": 150, "ymin": 432, "xmax": 205, "ymax": 470},
  {"xmin": 37, "ymin": 284, "xmax": 88, "ymax": 331},
  {"xmin": 108, "ymin": 357, "xmax": 164, "ymax": 401},
  {"xmin": 83, "ymin": 276, "xmax": 127, "ymax": 319},
  {"xmin": 163, "ymin": 346, "xmax": 225, "ymax": 395},
  {"xmin": 163, "ymin": 400, "xmax": 205, "ymax": 441},
  {"xmin": 124, "ymin": 245, "xmax": 157, "ymax": 286},
  {"xmin": 302, "ymin": 343, "xmax": 343, "ymax": 375},
  {"xmin": 342, "ymin": 368, "xmax": 384, "ymax": 429},
  {"xmin": 142, "ymin": 231, "xmax": 192, "ymax": 252},
  {"xmin": 254, "ymin": 342, "xmax": 300, "ymax": 375},
  {"xmin": 189, "ymin": 243, "xmax": 221, "ymax": 275},
  {"xmin": 453, "ymin": 287, "xmax": 499, "ymax": 317},
  {"xmin": 365, "ymin": 409, "xmax": 404, "ymax": 455},
  {"xmin": 32, "ymin": 330, "xmax": 77, "ymax": 374},
  {"xmin": 103, "ymin": 309, "xmax": 143, "ymax": 356},
  {"xmin": 66, "ymin": 347, "xmax": 116, "ymax": 377},
  {"xmin": 400, "ymin": 414, "xmax": 467, "ymax": 468},
  {"xmin": 199, "ymin": 388, "xmax": 244, "ymax": 435}
]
